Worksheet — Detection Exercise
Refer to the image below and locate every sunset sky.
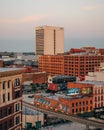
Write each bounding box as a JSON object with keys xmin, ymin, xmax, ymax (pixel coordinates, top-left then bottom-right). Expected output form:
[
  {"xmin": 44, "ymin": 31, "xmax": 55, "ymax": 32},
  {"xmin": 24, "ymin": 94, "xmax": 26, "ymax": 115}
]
[{"xmin": 0, "ymin": 0, "xmax": 104, "ymax": 52}]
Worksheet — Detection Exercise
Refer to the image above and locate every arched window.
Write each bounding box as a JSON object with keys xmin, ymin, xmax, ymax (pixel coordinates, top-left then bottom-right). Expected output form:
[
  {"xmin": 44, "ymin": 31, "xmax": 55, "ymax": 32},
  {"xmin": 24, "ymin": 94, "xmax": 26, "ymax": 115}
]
[
  {"xmin": 2, "ymin": 81, "xmax": 6, "ymax": 89},
  {"xmin": 8, "ymin": 80, "xmax": 11, "ymax": 88},
  {"xmin": 14, "ymin": 78, "xmax": 20, "ymax": 87}
]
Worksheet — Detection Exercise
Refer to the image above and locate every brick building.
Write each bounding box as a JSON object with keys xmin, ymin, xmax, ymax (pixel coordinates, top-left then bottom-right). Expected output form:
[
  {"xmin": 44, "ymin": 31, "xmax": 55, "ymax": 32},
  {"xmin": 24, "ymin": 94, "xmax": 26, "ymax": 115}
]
[
  {"xmin": 78, "ymin": 81, "xmax": 104, "ymax": 109},
  {"xmin": 0, "ymin": 60, "xmax": 3, "ymax": 67},
  {"xmin": 0, "ymin": 68, "xmax": 24, "ymax": 130},
  {"xmin": 23, "ymin": 71, "xmax": 48, "ymax": 84},
  {"xmin": 39, "ymin": 54, "xmax": 104, "ymax": 77}
]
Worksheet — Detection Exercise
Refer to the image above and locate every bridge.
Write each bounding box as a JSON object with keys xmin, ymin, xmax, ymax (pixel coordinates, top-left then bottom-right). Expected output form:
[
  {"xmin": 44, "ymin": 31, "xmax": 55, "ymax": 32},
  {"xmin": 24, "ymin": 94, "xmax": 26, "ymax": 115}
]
[{"xmin": 23, "ymin": 101, "xmax": 104, "ymax": 130}]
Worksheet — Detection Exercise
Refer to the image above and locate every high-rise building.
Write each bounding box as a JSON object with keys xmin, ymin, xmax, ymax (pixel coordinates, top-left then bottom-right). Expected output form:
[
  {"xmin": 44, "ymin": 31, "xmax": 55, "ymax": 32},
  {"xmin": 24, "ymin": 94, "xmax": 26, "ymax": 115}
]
[
  {"xmin": 0, "ymin": 68, "xmax": 24, "ymax": 130},
  {"xmin": 36, "ymin": 26, "xmax": 64, "ymax": 55}
]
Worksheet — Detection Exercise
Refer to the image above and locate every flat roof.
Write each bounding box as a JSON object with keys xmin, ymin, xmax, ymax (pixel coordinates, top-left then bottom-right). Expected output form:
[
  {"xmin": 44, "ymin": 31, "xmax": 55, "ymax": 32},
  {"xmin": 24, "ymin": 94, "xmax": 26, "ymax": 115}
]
[
  {"xmin": 0, "ymin": 67, "xmax": 24, "ymax": 72},
  {"xmin": 77, "ymin": 80, "xmax": 104, "ymax": 85}
]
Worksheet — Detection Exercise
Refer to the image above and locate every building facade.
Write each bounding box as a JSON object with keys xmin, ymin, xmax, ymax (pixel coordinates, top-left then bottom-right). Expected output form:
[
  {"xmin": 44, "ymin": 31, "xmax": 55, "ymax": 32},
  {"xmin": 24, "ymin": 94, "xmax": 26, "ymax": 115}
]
[
  {"xmin": 36, "ymin": 26, "xmax": 64, "ymax": 55},
  {"xmin": 39, "ymin": 54, "xmax": 104, "ymax": 77},
  {"xmin": 0, "ymin": 68, "xmax": 24, "ymax": 130}
]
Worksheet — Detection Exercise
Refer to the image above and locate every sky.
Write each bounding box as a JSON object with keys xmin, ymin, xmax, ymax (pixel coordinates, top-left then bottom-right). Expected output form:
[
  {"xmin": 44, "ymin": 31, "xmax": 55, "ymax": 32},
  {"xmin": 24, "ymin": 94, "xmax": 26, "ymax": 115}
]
[{"xmin": 0, "ymin": 0, "xmax": 104, "ymax": 52}]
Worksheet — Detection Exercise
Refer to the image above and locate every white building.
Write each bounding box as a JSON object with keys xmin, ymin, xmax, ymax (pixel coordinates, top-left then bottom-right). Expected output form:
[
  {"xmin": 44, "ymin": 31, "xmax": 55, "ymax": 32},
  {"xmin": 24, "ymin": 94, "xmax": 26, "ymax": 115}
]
[{"xmin": 36, "ymin": 26, "xmax": 64, "ymax": 55}]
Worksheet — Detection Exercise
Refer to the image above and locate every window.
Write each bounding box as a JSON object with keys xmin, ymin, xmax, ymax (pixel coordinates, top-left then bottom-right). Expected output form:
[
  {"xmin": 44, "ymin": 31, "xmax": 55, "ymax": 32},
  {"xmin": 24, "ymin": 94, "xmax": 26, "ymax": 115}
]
[
  {"xmin": 72, "ymin": 109, "xmax": 74, "ymax": 113},
  {"xmin": 86, "ymin": 107, "xmax": 88, "ymax": 111},
  {"xmin": 0, "ymin": 109, "xmax": 2, "ymax": 119},
  {"xmin": 8, "ymin": 106, "xmax": 12, "ymax": 115},
  {"xmin": 8, "ymin": 119, "xmax": 13, "ymax": 128},
  {"xmin": 4, "ymin": 121, "xmax": 7, "ymax": 130},
  {"xmin": 90, "ymin": 100, "xmax": 92, "ymax": 104},
  {"xmin": 72, "ymin": 103, "xmax": 74, "ymax": 107},
  {"xmin": 86, "ymin": 101, "xmax": 88, "ymax": 105},
  {"xmin": 8, "ymin": 93, "xmax": 10, "ymax": 101},
  {"xmin": 2, "ymin": 82, "xmax": 5, "ymax": 89},
  {"xmin": 3, "ymin": 94, "xmax": 5, "ymax": 103},
  {"xmin": 15, "ymin": 91, "xmax": 20, "ymax": 98},
  {"xmin": 8, "ymin": 81, "xmax": 11, "ymax": 88},
  {"xmin": 15, "ymin": 103, "xmax": 20, "ymax": 112},
  {"xmin": 14, "ymin": 78, "xmax": 20, "ymax": 87},
  {"xmin": 76, "ymin": 102, "xmax": 78, "ymax": 106},
  {"xmin": 3, "ymin": 108, "xmax": 7, "ymax": 117},
  {"xmin": 79, "ymin": 108, "xmax": 81, "ymax": 112},
  {"xmin": 15, "ymin": 116, "xmax": 20, "ymax": 125},
  {"xmin": 90, "ymin": 106, "xmax": 92, "ymax": 111}
]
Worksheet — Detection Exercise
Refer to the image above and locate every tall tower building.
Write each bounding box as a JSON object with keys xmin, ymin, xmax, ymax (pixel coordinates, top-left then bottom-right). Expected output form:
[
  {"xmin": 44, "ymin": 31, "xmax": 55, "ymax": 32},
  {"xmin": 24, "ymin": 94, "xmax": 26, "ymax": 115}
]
[{"xmin": 36, "ymin": 26, "xmax": 64, "ymax": 55}]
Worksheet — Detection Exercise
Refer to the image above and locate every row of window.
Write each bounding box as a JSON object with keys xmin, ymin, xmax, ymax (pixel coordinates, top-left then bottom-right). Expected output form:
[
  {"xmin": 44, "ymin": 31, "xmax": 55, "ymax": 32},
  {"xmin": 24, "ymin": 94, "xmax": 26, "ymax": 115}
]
[
  {"xmin": 95, "ymin": 96, "xmax": 104, "ymax": 101},
  {"xmin": 72, "ymin": 106, "xmax": 93, "ymax": 113},
  {"xmin": 72, "ymin": 100, "xmax": 92, "ymax": 107},
  {"xmin": 0, "ymin": 115, "xmax": 21, "ymax": 130},
  {"xmin": 0, "ymin": 103, "xmax": 21, "ymax": 119},
  {"xmin": 2, "ymin": 78, "xmax": 20, "ymax": 90},
  {"xmin": 2, "ymin": 92, "xmax": 11, "ymax": 103},
  {"xmin": 0, "ymin": 119, "xmax": 13, "ymax": 130}
]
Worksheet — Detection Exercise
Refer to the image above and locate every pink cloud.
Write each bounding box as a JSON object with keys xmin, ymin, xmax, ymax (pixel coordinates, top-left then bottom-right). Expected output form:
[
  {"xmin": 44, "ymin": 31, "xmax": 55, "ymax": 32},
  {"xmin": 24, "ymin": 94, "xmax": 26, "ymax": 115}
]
[
  {"xmin": 84, "ymin": 5, "xmax": 97, "ymax": 11},
  {"xmin": 0, "ymin": 15, "xmax": 46, "ymax": 24}
]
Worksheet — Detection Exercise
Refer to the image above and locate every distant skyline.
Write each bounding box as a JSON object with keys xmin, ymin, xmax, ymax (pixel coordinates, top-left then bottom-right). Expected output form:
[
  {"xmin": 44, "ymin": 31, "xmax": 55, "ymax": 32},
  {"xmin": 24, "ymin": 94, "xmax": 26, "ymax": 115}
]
[{"xmin": 0, "ymin": 0, "xmax": 104, "ymax": 52}]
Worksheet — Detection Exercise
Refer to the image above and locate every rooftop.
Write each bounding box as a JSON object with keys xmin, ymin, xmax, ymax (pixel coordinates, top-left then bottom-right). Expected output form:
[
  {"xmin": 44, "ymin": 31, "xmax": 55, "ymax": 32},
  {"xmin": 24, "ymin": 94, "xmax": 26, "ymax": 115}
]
[
  {"xmin": 77, "ymin": 80, "xmax": 104, "ymax": 85},
  {"xmin": 0, "ymin": 67, "xmax": 24, "ymax": 73}
]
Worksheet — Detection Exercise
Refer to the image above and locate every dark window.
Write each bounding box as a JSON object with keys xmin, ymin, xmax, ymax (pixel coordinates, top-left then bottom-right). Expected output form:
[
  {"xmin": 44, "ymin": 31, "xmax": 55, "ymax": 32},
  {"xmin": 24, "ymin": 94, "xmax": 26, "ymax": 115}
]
[
  {"xmin": 2, "ymin": 82, "xmax": 5, "ymax": 89},
  {"xmin": 8, "ymin": 106, "xmax": 12, "ymax": 115},
  {"xmin": 8, "ymin": 93, "xmax": 10, "ymax": 101},
  {"xmin": 3, "ymin": 94, "xmax": 5, "ymax": 103},
  {"xmin": 4, "ymin": 121, "xmax": 7, "ymax": 130},
  {"xmin": 90, "ymin": 100, "xmax": 92, "ymax": 104},
  {"xmin": 86, "ymin": 101, "xmax": 88, "ymax": 105},
  {"xmin": 15, "ymin": 91, "xmax": 20, "ymax": 98},
  {"xmin": 3, "ymin": 108, "xmax": 7, "ymax": 117},
  {"xmin": 86, "ymin": 107, "xmax": 88, "ymax": 111},
  {"xmin": 72, "ymin": 109, "xmax": 74, "ymax": 113},
  {"xmin": 0, "ymin": 109, "xmax": 2, "ymax": 119},
  {"xmin": 90, "ymin": 106, "xmax": 92, "ymax": 111},
  {"xmin": 8, "ymin": 119, "xmax": 13, "ymax": 129},
  {"xmin": 15, "ymin": 116, "xmax": 20, "ymax": 125},
  {"xmin": 76, "ymin": 102, "xmax": 78, "ymax": 106},
  {"xmin": 72, "ymin": 103, "xmax": 74, "ymax": 107},
  {"xmin": 79, "ymin": 108, "xmax": 81, "ymax": 112},
  {"xmin": 8, "ymin": 81, "xmax": 10, "ymax": 88}
]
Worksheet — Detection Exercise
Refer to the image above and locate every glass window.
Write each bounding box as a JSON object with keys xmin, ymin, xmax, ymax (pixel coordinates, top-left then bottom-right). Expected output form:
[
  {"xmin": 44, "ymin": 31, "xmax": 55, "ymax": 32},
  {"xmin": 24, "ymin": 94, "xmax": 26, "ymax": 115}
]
[
  {"xmin": 15, "ymin": 103, "xmax": 20, "ymax": 112},
  {"xmin": 14, "ymin": 78, "xmax": 20, "ymax": 87}
]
